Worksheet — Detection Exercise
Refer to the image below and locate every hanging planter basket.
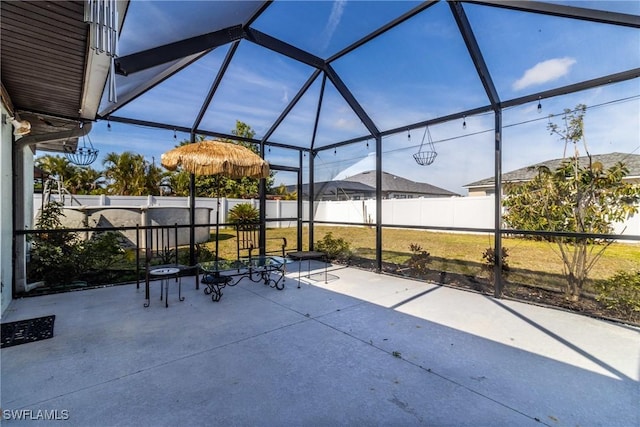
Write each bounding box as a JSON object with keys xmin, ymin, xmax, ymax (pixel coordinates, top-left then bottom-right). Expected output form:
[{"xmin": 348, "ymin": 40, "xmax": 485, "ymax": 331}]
[
  {"xmin": 64, "ymin": 132, "xmax": 99, "ymax": 166},
  {"xmin": 413, "ymin": 126, "xmax": 437, "ymax": 166},
  {"xmin": 413, "ymin": 150, "xmax": 437, "ymax": 166}
]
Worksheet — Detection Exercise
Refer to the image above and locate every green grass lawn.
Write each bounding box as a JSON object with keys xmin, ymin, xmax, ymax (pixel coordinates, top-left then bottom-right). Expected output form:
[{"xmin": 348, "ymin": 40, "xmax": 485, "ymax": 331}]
[{"xmin": 205, "ymin": 225, "xmax": 639, "ymax": 292}]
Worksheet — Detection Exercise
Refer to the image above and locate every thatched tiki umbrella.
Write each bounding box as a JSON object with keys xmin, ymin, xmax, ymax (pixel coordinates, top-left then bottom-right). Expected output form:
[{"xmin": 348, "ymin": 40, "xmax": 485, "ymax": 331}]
[{"xmin": 161, "ymin": 140, "xmax": 270, "ymax": 260}]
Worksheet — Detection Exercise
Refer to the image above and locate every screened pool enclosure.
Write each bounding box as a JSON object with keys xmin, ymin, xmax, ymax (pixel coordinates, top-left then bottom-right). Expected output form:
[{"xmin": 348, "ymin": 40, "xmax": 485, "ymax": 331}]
[{"xmin": 4, "ymin": 1, "xmax": 639, "ymax": 308}]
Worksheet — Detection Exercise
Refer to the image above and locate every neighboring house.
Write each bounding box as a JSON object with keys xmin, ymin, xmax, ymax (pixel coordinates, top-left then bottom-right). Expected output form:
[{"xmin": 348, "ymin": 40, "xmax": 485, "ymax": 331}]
[
  {"xmin": 344, "ymin": 170, "xmax": 460, "ymax": 199},
  {"xmin": 287, "ymin": 181, "xmax": 376, "ymax": 201},
  {"xmin": 286, "ymin": 171, "xmax": 459, "ymax": 200},
  {"xmin": 464, "ymin": 152, "xmax": 640, "ymax": 197}
]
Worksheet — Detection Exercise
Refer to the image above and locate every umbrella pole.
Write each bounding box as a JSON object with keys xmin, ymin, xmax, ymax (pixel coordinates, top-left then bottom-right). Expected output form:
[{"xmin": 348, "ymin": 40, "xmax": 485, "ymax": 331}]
[
  {"xmin": 215, "ymin": 175, "xmax": 220, "ymax": 262},
  {"xmin": 189, "ymin": 173, "xmax": 195, "ymax": 266}
]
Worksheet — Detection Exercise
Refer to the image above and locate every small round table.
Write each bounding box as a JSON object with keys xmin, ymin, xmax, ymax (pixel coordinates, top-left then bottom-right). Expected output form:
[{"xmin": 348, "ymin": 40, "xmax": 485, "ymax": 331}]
[{"xmin": 149, "ymin": 267, "xmax": 182, "ymax": 308}]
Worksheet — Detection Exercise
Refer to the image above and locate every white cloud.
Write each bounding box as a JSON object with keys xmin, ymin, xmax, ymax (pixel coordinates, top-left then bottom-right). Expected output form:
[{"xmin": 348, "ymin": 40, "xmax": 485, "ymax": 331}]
[
  {"xmin": 319, "ymin": 0, "xmax": 346, "ymax": 52},
  {"xmin": 335, "ymin": 117, "xmax": 356, "ymax": 130},
  {"xmin": 513, "ymin": 57, "xmax": 576, "ymax": 91}
]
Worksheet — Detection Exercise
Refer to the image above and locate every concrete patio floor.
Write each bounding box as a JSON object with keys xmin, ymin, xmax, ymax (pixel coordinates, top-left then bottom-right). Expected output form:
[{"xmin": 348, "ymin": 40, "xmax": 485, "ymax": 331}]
[{"xmin": 1, "ymin": 262, "xmax": 638, "ymax": 426}]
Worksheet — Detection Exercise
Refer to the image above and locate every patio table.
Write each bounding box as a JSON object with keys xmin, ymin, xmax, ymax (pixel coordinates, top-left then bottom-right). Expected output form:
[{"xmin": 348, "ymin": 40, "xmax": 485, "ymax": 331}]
[
  {"xmin": 199, "ymin": 256, "xmax": 291, "ymax": 302},
  {"xmin": 147, "ymin": 267, "xmax": 183, "ymax": 308},
  {"xmin": 287, "ymin": 251, "xmax": 328, "ymax": 287}
]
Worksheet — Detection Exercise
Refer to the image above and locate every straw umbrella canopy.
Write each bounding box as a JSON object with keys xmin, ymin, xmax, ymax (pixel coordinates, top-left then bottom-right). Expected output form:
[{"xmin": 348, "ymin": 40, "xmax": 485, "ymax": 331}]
[
  {"xmin": 161, "ymin": 139, "xmax": 269, "ymax": 179},
  {"xmin": 161, "ymin": 140, "xmax": 270, "ymax": 262}
]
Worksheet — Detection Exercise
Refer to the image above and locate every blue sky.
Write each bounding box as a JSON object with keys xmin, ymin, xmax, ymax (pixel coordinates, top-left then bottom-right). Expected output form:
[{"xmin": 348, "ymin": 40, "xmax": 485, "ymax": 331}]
[{"xmin": 80, "ymin": 0, "xmax": 639, "ymax": 195}]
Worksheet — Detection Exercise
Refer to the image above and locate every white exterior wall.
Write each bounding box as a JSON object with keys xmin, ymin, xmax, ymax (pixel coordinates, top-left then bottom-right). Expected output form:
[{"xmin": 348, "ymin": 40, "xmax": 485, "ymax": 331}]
[{"xmin": 1, "ymin": 105, "xmax": 13, "ymax": 316}]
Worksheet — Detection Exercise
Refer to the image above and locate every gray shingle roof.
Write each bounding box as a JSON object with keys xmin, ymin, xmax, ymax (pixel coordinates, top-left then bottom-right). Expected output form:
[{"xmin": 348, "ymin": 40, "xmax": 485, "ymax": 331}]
[
  {"xmin": 345, "ymin": 171, "xmax": 460, "ymax": 197},
  {"xmin": 288, "ymin": 181, "xmax": 375, "ymax": 198},
  {"xmin": 465, "ymin": 152, "xmax": 640, "ymax": 188}
]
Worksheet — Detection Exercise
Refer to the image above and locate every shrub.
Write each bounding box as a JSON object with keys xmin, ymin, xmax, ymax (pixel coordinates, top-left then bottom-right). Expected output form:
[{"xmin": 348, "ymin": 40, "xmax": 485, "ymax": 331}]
[
  {"xmin": 77, "ymin": 231, "xmax": 127, "ymax": 271},
  {"xmin": 595, "ymin": 270, "xmax": 640, "ymax": 315},
  {"xmin": 28, "ymin": 202, "xmax": 81, "ymax": 286},
  {"xmin": 28, "ymin": 202, "xmax": 126, "ymax": 287},
  {"xmin": 480, "ymin": 247, "xmax": 510, "ymax": 291},
  {"xmin": 315, "ymin": 232, "xmax": 351, "ymax": 261},
  {"xmin": 481, "ymin": 247, "xmax": 510, "ymax": 275},
  {"xmin": 228, "ymin": 203, "xmax": 259, "ymax": 224},
  {"xmin": 407, "ymin": 243, "xmax": 431, "ymax": 275},
  {"xmin": 178, "ymin": 243, "xmax": 216, "ymax": 265}
]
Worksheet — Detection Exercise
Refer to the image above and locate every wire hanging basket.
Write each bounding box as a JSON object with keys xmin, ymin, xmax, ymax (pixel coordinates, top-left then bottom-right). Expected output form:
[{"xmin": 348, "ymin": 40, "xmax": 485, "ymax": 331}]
[
  {"xmin": 64, "ymin": 132, "xmax": 99, "ymax": 166},
  {"xmin": 413, "ymin": 126, "xmax": 437, "ymax": 166}
]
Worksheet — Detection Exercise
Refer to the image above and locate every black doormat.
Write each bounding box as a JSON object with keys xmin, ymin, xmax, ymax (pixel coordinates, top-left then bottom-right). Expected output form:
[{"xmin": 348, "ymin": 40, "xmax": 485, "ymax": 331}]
[{"xmin": 1, "ymin": 315, "xmax": 55, "ymax": 348}]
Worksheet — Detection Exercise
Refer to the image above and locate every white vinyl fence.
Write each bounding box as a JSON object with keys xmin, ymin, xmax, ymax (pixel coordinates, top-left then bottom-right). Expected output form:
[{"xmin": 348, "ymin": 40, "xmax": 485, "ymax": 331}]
[{"xmin": 33, "ymin": 194, "xmax": 640, "ymax": 236}]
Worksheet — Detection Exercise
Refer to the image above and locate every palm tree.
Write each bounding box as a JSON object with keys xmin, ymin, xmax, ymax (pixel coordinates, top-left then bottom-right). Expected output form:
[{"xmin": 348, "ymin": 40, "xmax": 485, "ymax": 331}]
[
  {"xmin": 68, "ymin": 167, "xmax": 105, "ymax": 194},
  {"xmin": 103, "ymin": 151, "xmax": 163, "ymax": 196},
  {"xmin": 144, "ymin": 162, "xmax": 165, "ymax": 196},
  {"xmin": 165, "ymin": 170, "xmax": 191, "ymax": 196},
  {"xmin": 35, "ymin": 155, "xmax": 77, "ymax": 187},
  {"xmin": 272, "ymin": 183, "xmax": 297, "ymax": 200}
]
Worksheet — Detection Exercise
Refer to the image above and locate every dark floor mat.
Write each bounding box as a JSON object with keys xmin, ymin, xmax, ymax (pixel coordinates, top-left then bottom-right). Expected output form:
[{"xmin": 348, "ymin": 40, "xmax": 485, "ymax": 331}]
[{"xmin": 1, "ymin": 315, "xmax": 55, "ymax": 348}]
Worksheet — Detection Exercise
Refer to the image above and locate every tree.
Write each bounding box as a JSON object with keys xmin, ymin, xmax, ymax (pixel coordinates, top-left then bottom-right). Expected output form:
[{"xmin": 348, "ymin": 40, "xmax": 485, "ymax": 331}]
[
  {"xmin": 102, "ymin": 151, "xmax": 164, "ymax": 196},
  {"xmin": 35, "ymin": 155, "xmax": 106, "ymax": 195},
  {"xmin": 272, "ymin": 183, "xmax": 297, "ymax": 200},
  {"xmin": 67, "ymin": 166, "xmax": 105, "ymax": 194},
  {"xmin": 503, "ymin": 105, "xmax": 640, "ymax": 301},
  {"xmin": 164, "ymin": 169, "xmax": 192, "ymax": 197},
  {"xmin": 220, "ymin": 120, "xmax": 274, "ymax": 197},
  {"xmin": 35, "ymin": 155, "xmax": 77, "ymax": 188}
]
